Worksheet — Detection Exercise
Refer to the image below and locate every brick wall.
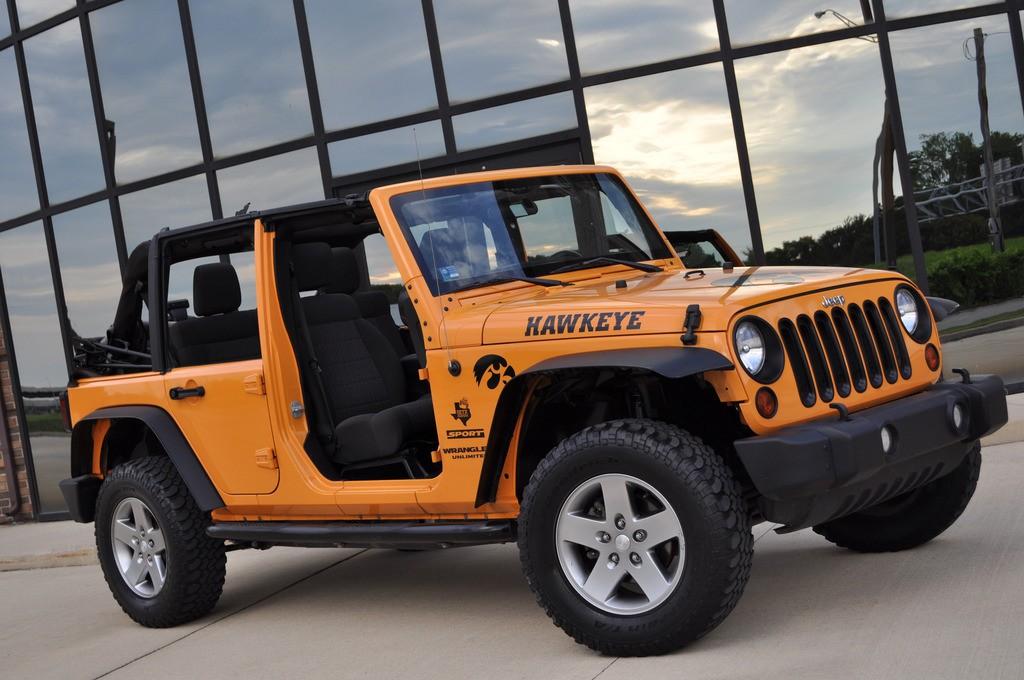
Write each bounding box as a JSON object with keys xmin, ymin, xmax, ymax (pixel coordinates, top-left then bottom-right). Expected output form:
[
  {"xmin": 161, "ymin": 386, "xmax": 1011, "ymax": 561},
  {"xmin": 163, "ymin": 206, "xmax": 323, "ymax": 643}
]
[{"xmin": 0, "ymin": 325, "xmax": 33, "ymax": 521}]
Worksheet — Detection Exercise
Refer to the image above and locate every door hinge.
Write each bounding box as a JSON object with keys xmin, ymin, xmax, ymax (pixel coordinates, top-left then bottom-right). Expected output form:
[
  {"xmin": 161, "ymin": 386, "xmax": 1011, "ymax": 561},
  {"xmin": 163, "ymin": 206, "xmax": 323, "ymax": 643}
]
[
  {"xmin": 255, "ymin": 447, "xmax": 277, "ymax": 469},
  {"xmin": 243, "ymin": 372, "xmax": 266, "ymax": 395}
]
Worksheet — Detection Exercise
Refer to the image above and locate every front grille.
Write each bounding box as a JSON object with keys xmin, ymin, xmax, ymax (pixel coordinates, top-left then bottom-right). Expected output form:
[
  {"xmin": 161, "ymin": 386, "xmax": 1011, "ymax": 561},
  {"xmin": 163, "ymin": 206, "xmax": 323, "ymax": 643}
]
[{"xmin": 777, "ymin": 295, "xmax": 912, "ymax": 408}]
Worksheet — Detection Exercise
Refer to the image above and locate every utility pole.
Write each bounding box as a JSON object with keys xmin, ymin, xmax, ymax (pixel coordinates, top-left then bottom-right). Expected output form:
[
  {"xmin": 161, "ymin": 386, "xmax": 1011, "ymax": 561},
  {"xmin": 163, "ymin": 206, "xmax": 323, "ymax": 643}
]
[{"xmin": 974, "ymin": 27, "xmax": 1006, "ymax": 252}]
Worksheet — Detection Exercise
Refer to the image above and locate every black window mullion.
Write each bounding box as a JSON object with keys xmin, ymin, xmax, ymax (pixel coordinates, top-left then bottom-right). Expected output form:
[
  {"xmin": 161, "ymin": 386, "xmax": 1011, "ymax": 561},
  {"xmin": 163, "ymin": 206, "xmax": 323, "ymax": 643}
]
[
  {"xmin": 557, "ymin": 0, "xmax": 593, "ymax": 164},
  {"xmin": 177, "ymin": 0, "xmax": 222, "ymax": 220},
  {"xmin": 77, "ymin": 3, "xmax": 128, "ymax": 272},
  {"xmin": 1006, "ymin": 0, "xmax": 1024, "ymax": 121},
  {"xmin": 292, "ymin": 0, "xmax": 332, "ymax": 198},
  {"xmin": 420, "ymin": 0, "xmax": 456, "ymax": 156},
  {"xmin": 871, "ymin": 0, "xmax": 930, "ymax": 293},
  {"xmin": 713, "ymin": 0, "xmax": 765, "ymax": 264}
]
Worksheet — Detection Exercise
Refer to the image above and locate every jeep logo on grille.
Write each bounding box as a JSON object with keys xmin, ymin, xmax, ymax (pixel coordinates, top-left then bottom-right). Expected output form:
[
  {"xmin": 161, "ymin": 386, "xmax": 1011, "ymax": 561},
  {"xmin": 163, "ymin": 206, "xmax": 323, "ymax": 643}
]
[{"xmin": 821, "ymin": 294, "xmax": 846, "ymax": 308}]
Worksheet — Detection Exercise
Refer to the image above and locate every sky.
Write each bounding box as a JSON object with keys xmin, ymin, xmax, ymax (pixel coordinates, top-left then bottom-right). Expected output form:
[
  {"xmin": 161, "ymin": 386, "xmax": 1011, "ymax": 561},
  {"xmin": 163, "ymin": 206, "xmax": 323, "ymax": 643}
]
[{"xmin": 2, "ymin": 0, "xmax": 1023, "ymax": 380}]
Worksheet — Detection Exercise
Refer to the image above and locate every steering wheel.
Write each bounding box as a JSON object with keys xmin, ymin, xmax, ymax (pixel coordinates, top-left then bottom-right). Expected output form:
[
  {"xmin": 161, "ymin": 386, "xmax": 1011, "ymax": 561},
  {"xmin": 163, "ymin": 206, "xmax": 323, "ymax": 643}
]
[{"xmin": 550, "ymin": 249, "xmax": 582, "ymax": 260}]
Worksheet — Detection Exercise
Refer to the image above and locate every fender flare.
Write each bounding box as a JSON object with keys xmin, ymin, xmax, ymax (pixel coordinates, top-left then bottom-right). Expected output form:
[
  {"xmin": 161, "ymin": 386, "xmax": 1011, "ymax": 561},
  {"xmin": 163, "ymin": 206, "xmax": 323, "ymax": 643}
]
[
  {"xmin": 70, "ymin": 406, "xmax": 224, "ymax": 512},
  {"xmin": 474, "ymin": 347, "xmax": 733, "ymax": 506}
]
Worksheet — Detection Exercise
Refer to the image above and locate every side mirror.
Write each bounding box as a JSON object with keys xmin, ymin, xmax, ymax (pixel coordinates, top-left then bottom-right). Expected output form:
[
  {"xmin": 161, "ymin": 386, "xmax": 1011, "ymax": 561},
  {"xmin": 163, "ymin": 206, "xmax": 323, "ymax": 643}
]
[{"xmin": 927, "ymin": 296, "xmax": 959, "ymax": 321}]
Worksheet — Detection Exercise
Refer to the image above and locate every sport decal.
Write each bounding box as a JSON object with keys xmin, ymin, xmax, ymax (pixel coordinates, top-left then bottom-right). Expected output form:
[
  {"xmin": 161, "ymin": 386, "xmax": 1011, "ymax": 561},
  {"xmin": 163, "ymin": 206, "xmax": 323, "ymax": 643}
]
[
  {"xmin": 446, "ymin": 428, "xmax": 485, "ymax": 439},
  {"xmin": 474, "ymin": 354, "xmax": 516, "ymax": 389},
  {"xmin": 524, "ymin": 310, "xmax": 645, "ymax": 337},
  {"xmin": 450, "ymin": 397, "xmax": 472, "ymax": 425}
]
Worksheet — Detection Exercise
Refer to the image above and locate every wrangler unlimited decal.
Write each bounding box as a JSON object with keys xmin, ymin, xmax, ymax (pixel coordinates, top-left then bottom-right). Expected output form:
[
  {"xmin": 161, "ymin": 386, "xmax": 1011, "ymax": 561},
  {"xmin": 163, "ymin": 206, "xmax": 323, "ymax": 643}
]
[{"xmin": 524, "ymin": 310, "xmax": 645, "ymax": 337}]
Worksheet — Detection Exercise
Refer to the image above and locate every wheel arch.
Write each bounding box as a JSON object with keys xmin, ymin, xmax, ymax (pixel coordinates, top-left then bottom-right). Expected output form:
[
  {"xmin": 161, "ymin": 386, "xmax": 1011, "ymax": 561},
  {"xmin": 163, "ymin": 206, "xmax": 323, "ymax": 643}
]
[
  {"xmin": 474, "ymin": 347, "xmax": 734, "ymax": 507},
  {"xmin": 70, "ymin": 406, "xmax": 224, "ymax": 518}
]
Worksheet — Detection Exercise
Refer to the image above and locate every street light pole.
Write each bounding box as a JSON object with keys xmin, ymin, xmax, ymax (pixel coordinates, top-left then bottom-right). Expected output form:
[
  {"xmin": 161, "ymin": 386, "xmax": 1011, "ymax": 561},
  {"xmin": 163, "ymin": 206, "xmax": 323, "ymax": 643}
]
[{"xmin": 973, "ymin": 28, "xmax": 1007, "ymax": 252}]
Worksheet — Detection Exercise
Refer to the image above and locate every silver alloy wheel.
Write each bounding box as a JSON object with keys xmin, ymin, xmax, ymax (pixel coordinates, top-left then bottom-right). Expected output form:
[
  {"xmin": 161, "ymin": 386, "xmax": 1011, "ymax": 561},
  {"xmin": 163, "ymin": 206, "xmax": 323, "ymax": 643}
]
[
  {"xmin": 110, "ymin": 497, "xmax": 168, "ymax": 598},
  {"xmin": 555, "ymin": 473, "xmax": 685, "ymax": 615}
]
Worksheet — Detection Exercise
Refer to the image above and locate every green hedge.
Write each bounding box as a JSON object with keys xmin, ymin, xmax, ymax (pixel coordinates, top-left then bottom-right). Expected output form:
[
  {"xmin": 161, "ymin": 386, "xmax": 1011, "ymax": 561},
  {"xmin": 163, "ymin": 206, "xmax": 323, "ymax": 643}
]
[{"xmin": 929, "ymin": 248, "xmax": 1024, "ymax": 307}]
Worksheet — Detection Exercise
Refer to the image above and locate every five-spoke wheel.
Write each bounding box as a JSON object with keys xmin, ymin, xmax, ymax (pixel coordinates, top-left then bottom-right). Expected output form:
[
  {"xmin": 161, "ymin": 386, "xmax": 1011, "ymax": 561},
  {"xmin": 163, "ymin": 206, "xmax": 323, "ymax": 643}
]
[
  {"xmin": 555, "ymin": 473, "xmax": 684, "ymax": 614},
  {"xmin": 110, "ymin": 497, "xmax": 168, "ymax": 598}
]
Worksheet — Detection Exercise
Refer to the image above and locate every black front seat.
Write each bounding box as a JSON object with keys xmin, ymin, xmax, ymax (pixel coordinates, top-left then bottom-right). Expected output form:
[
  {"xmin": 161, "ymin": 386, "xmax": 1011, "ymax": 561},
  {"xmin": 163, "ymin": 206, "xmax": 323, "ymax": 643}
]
[
  {"xmin": 168, "ymin": 262, "xmax": 260, "ymax": 366},
  {"xmin": 291, "ymin": 243, "xmax": 434, "ymax": 465},
  {"xmin": 325, "ymin": 246, "xmax": 408, "ymax": 357}
]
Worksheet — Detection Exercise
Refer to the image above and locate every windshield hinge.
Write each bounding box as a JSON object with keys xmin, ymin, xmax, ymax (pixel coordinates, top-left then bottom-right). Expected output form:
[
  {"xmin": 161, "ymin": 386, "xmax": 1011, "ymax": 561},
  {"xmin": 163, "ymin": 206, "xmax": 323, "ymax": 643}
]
[{"xmin": 681, "ymin": 304, "xmax": 702, "ymax": 345}]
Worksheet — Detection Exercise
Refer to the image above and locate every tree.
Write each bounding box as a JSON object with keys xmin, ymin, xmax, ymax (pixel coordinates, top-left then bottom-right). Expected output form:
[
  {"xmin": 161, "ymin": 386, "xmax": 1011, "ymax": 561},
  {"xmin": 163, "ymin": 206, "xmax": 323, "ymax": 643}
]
[{"xmin": 908, "ymin": 130, "xmax": 1024, "ymax": 191}]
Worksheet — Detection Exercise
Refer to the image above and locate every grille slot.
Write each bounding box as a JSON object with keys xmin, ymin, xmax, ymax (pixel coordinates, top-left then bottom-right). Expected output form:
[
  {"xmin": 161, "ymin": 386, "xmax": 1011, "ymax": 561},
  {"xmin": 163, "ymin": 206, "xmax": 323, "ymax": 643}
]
[
  {"xmin": 814, "ymin": 311, "xmax": 852, "ymax": 398},
  {"xmin": 779, "ymin": 319, "xmax": 816, "ymax": 407},
  {"xmin": 864, "ymin": 301, "xmax": 899, "ymax": 384},
  {"xmin": 830, "ymin": 308, "xmax": 867, "ymax": 393},
  {"xmin": 878, "ymin": 298, "xmax": 913, "ymax": 379},
  {"xmin": 797, "ymin": 315, "xmax": 834, "ymax": 402},
  {"xmin": 849, "ymin": 304, "xmax": 884, "ymax": 388}
]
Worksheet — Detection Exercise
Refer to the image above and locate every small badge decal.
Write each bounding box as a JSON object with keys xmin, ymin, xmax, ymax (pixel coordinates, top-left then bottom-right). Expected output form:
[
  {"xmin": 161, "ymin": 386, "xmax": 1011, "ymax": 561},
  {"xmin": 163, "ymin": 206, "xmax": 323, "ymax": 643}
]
[
  {"xmin": 473, "ymin": 354, "xmax": 516, "ymax": 389},
  {"xmin": 821, "ymin": 294, "xmax": 846, "ymax": 308},
  {"xmin": 450, "ymin": 397, "xmax": 472, "ymax": 425}
]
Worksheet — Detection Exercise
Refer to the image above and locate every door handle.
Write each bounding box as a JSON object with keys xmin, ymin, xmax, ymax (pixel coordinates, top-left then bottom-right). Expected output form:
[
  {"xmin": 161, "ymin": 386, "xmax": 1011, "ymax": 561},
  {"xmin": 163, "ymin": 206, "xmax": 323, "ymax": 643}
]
[{"xmin": 169, "ymin": 386, "xmax": 205, "ymax": 400}]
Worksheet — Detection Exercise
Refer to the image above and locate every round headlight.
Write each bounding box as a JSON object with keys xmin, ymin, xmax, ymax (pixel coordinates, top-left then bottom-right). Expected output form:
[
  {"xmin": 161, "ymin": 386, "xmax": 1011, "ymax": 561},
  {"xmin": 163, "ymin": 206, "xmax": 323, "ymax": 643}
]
[
  {"xmin": 895, "ymin": 288, "xmax": 918, "ymax": 334},
  {"xmin": 734, "ymin": 321, "xmax": 766, "ymax": 376}
]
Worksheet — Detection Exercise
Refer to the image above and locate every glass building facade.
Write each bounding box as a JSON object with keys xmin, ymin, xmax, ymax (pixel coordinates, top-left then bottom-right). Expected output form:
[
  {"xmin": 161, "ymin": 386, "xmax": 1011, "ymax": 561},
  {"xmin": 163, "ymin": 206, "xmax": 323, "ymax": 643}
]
[{"xmin": 1, "ymin": 0, "xmax": 1023, "ymax": 518}]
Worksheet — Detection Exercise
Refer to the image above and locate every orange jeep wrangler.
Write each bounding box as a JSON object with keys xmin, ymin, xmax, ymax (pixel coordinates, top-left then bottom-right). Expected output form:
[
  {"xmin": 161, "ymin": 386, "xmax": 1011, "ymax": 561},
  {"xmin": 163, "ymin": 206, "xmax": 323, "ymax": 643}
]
[{"xmin": 60, "ymin": 166, "xmax": 1008, "ymax": 655}]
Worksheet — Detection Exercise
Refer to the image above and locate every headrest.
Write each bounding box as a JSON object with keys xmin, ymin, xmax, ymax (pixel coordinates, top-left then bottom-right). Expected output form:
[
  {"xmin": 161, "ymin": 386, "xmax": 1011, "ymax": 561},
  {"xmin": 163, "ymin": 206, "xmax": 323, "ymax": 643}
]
[
  {"xmin": 326, "ymin": 247, "xmax": 361, "ymax": 294},
  {"xmin": 291, "ymin": 242, "xmax": 331, "ymax": 292},
  {"xmin": 193, "ymin": 263, "xmax": 241, "ymax": 316}
]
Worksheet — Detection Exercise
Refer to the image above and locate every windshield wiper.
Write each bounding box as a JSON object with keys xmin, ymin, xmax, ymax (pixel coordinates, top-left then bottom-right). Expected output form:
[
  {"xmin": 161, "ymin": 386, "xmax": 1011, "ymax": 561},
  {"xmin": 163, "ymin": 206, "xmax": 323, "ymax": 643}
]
[
  {"xmin": 459, "ymin": 274, "xmax": 573, "ymax": 291},
  {"xmin": 551, "ymin": 256, "xmax": 663, "ymax": 274}
]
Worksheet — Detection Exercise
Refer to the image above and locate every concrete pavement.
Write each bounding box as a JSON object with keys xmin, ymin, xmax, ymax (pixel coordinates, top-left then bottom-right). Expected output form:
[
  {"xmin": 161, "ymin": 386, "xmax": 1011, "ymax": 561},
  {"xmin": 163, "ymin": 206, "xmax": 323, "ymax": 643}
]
[{"xmin": 0, "ymin": 439, "xmax": 1021, "ymax": 679}]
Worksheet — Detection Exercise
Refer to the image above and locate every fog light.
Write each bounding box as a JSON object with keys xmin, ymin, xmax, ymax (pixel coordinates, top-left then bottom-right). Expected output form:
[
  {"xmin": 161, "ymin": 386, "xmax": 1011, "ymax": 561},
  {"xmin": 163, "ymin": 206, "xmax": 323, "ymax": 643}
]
[
  {"xmin": 952, "ymin": 403, "xmax": 966, "ymax": 431},
  {"xmin": 755, "ymin": 387, "xmax": 778, "ymax": 418},
  {"xmin": 925, "ymin": 343, "xmax": 940, "ymax": 371},
  {"xmin": 880, "ymin": 425, "xmax": 896, "ymax": 454}
]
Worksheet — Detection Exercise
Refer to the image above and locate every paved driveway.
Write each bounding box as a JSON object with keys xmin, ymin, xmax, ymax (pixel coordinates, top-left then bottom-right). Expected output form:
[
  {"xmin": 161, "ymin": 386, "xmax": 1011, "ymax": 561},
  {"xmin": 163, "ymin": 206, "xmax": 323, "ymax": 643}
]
[{"xmin": 2, "ymin": 441, "xmax": 1022, "ymax": 680}]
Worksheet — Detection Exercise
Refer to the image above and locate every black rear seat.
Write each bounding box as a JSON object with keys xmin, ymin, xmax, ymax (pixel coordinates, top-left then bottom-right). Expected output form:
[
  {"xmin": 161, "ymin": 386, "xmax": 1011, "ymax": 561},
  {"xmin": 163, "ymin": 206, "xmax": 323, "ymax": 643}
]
[
  {"xmin": 326, "ymin": 247, "xmax": 408, "ymax": 357},
  {"xmin": 291, "ymin": 243, "xmax": 434, "ymax": 465},
  {"xmin": 168, "ymin": 262, "xmax": 260, "ymax": 366}
]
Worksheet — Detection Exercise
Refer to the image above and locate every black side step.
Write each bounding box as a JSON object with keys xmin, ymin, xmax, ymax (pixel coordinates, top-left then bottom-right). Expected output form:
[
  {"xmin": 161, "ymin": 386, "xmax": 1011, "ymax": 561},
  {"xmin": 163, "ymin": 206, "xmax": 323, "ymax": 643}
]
[{"xmin": 207, "ymin": 520, "xmax": 515, "ymax": 549}]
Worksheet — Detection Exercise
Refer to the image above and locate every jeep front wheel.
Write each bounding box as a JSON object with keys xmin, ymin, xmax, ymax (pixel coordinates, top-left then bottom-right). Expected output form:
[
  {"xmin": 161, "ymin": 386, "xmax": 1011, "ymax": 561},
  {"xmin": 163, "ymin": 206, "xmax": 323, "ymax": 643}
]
[
  {"xmin": 95, "ymin": 457, "xmax": 226, "ymax": 627},
  {"xmin": 518, "ymin": 419, "xmax": 753, "ymax": 656}
]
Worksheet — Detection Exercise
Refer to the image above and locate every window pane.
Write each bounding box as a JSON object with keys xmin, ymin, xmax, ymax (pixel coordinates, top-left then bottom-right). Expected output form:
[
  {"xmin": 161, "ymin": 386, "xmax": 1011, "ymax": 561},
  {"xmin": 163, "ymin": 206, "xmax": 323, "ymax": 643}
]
[
  {"xmin": 23, "ymin": 20, "xmax": 105, "ymax": 203},
  {"xmin": 14, "ymin": 0, "xmax": 74, "ymax": 29},
  {"xmin": 736, "ymin": 39, "xmax": 884, "ymax": 259},
  {"xmin": 51, "ymin": 201, "xmax": 121, "ymax": 338},
  {"xmin": 91, "ymin": 0, "xmax": 202, "ymax": 183},
  {"xmin": 119, "ymin": 175, "xmax": 211, "ymax": 251},
  {"xmin": 585, "ymin": 65, "xmax": 751, "ymax": 257},
  {"xmin": 328, "ymin": 122, "xmax": 446, "ymax": 177},
  {"xmin": 305, "ymin": 0, "xmax": 437, "ymax": 130},
  {"xmin": 1, "ymin": 3, "xmax": 10, "ymax": 37},
  {"xmin": 217, "ymin": 147, "xmax": 323, "ymax": 213},
  {"xmin": 453, "ymin": 92, "xmax": 576, "ymax": 151},
  {"xmin": 0, "ymin": 222, "xmax": 69, "ymax": 514},
  {"xmin": 885, "ymin": 1, "xmax": 991, "ymax": 17},
  {"xmin": 570, "ymin": 0, "xmax": 718, "ymax": 75},
  {"xmin": 725, "ymin": 2, "xmax": 872, "ymax": 47},
  {"xmin": 433, "ymin": 0, "xmax": 569, "ymax": 103},
  {"xmin": 191, "ymin": 0, "xmax": 311, "ymax": 156},
  {"xmin": 0, "ymin": 49, "xmax": 39, "ymax": 220}
]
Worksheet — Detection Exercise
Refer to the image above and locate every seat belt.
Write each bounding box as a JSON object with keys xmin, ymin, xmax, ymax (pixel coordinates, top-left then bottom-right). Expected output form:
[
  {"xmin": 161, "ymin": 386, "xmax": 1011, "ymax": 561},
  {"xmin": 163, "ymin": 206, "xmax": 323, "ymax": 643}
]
[{"xmin": 289, "ymin": 263, "xmax": 336, "ymax": 446}]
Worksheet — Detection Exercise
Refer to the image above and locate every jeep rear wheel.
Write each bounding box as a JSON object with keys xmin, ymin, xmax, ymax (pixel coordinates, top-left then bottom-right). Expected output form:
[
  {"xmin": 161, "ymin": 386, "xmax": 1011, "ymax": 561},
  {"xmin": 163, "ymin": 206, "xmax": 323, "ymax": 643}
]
[
  {"xmin": 813, "ymin": 444, "xmax": 981, "ymax": 553},
  {"xmin": 95, "ymin": 457, "xmax": 226, "ymax": 627},
  {"xmin": 518, "ymin": 419, "xmax": 753, "ymax": 656}
]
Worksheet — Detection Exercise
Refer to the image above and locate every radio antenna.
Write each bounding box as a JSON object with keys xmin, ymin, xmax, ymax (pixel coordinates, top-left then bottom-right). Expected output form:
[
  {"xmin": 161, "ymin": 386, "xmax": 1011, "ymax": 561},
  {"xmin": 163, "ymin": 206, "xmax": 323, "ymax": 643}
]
[{"xmin": 412, "ymin": 127, "xmax": 456, "ymax": 371}]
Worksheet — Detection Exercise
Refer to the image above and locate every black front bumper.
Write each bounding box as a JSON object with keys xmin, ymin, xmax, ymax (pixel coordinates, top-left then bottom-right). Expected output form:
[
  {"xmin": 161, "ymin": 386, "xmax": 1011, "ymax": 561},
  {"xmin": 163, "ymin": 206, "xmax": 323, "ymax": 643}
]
[{"xmin": 735, "ymin": 374, "xmax": 1007, "ymax": 531}]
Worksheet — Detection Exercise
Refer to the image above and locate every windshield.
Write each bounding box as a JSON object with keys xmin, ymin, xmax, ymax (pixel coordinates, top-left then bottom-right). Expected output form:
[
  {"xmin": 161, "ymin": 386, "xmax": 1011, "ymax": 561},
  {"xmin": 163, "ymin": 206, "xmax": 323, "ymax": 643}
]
[{"xmin": 390, "ymin": 173, "xmax": 672, "ymax": 294}]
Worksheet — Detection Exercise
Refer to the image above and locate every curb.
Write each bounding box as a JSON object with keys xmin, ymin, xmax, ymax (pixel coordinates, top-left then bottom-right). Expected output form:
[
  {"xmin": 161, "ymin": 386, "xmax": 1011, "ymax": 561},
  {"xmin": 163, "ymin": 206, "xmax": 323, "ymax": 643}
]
[
  {"xmin": 940, "ymin": 316, "xmax": 1024, "ymax": 343},
  {"xmin": 0, "ymin": 548, "xmax": 97, "ymax": 572}
]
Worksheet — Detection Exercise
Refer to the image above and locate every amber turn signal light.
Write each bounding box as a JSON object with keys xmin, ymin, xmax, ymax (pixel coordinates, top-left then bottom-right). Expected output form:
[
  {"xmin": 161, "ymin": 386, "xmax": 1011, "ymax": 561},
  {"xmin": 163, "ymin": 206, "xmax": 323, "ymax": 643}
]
[
  {"xmin": 755, "ymin": 387, "xmax": 778, "ymax": 419},
  {"xmin": 925, "ymin": 343, "xmax": 940, "ymax": 371}
]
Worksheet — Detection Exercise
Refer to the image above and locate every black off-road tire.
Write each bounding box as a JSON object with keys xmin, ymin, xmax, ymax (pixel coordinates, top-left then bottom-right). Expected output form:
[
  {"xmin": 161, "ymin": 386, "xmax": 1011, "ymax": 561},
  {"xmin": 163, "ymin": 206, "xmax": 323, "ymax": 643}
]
[
  {"xmin": 813, "ymin": 444, "xmax": 982, "ymax": 553},
  {"xmin": 518, "ymin": 419, "xmax": 753, "ymax": 656},
  {"xmin": 95, "ymin": 457, "xmax": 226, "ymax": 627}
]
